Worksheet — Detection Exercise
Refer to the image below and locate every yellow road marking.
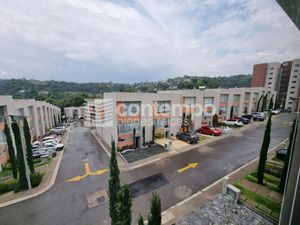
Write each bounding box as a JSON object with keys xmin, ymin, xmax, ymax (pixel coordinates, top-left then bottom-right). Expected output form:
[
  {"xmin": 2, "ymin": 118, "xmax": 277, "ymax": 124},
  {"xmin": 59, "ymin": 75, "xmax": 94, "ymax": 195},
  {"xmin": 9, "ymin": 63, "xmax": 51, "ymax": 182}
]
[
  {"xmin": 177, "ymin": 162, "xmax": 198, "ymax": 173},
  {"xmin": 65, "ymin": 162, "xmax": 108, "ymax": 182}
]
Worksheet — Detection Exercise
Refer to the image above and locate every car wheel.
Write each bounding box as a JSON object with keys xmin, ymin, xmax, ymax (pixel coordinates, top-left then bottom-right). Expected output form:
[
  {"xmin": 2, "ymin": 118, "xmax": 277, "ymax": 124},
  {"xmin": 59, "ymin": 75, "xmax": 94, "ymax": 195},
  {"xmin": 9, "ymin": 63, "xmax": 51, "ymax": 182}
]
[
  {"xmin": 187, "ymin": 140, "xmax": 191, "ymax": 144},
  {"xmin": 212, "ymin": 133, "xmax": 215, "ymax": 136}
]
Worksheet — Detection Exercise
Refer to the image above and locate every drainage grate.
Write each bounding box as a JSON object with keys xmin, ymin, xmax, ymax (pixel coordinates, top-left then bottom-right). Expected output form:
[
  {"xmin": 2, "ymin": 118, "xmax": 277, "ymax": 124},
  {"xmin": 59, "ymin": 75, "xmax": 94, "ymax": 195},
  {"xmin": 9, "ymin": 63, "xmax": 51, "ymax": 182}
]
[{"xmin": 87, "ymin": 189, "xmax": 108, "ymax": 208}]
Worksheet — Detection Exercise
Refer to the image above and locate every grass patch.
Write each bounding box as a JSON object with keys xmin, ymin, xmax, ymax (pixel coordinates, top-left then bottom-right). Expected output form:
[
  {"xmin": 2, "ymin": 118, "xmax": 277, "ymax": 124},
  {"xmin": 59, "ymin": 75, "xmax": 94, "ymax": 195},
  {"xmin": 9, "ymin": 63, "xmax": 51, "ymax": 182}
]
[
  {"xmin": 250, "ymin": 171, "xmax": 280, "ymax": 186},
  {"xmin": 272, "ymin": 156, "xmax": 283, "ymax": 162},
  {"xmin": 235, "ymin": 183, "xmax": 281, "ymax": 214},
  {"xmin": 265, "ymin": 163, "xmax": 282, "ymax": 178},
  {"xmin": 34, "ymin": 160, "xmax": 50, "ymax": 168}
]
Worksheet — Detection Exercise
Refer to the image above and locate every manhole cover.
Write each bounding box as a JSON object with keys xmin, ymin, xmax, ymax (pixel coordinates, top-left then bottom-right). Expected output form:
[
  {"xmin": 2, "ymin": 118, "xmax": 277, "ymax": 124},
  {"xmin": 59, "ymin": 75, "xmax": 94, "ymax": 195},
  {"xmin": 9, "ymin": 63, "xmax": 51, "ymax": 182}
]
[
  {"xmin": 97, "ymin": 196, "xmax": 105, "ymax": 204},
  {"xmin": 87, "ymin": 189, "xmax": 108, "ymax": 208}
]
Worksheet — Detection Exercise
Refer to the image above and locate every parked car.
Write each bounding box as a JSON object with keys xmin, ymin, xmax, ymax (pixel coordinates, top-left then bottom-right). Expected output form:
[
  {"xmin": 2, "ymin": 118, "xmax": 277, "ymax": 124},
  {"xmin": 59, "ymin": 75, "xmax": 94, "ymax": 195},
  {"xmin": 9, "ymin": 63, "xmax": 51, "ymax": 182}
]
[
  {"xmin": 271, "ymin": 109, "xmax": 281, "ymax": 115},
  {"xmin": 42, "ymin": 135, "xmax": 61, "ymax": 143},
  {"xmin": 223, "ymin": 119, "xmax": 243, "ymax": 127},
  {"xmin": 222, "ymin": 126, "xmax": 233, "ymax": 134},
  {"xmin": 233, "ymin": 117, "xmax": 250, "ymax": 124},
  {"xmin": 251, "ymin": 112, "xmax": 265, "ymax": 121},
  {"xmin": 196, "ymin": 126, "xmax": 222, "ymax": 136},
  {"xmin": 176, "ymin": 132, "xmax": 199, "ymax": 144},
  {"xmin": 241, "ymin": 114, "xmax": 253, "ymax": 120},
  {"xmin": 276, "ymin": 148, "xmax": 287, "ymax": 160},
  {"xmin": 50, "ymin": 128, "xmax": 65, "ymax": 135},
  {"xmin": 41, "ymin": 141, "xmax": 64, "ymax": 151}
]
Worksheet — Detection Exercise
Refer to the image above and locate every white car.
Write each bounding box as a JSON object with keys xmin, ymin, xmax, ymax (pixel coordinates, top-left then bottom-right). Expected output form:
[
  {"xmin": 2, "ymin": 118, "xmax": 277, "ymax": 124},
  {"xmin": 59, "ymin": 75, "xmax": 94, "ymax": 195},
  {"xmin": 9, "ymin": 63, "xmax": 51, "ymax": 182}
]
[
  {"xmin": 223, "ymin": 119, "xmax": 243, "ymax": 126},
  {"xmin": 42, "ymin": 142, "xmax": 64, "ymax": 151},
  {"xmin": 271, "ymin": 109, "xmax": 280, "ymax": 115},
  {"xmin": 42, "ymin": 136, "xmax": 61, "ymax": 143},
  {"xmin": 222, "ymin": 126, "xmax": 233, "ymax": 134}
]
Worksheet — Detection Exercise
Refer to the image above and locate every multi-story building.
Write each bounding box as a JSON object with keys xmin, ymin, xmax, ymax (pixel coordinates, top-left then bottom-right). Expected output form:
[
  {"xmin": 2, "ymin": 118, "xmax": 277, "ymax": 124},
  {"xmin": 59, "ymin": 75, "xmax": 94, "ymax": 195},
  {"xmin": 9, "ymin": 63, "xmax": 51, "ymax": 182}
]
[
  {"xmin": 0, "ymin": 95, "xmax": 61, "ymax": 165},
  {"xmin": 64, "ymin": 106, "xmax": 84, "ymax": 120},
  {"xmin": 93, "ymin": 87, "xmax": 275, "ymax": 150},
  {"xmin": 251, "ymin": 58, "xmax": 300, "ymax": 110}
]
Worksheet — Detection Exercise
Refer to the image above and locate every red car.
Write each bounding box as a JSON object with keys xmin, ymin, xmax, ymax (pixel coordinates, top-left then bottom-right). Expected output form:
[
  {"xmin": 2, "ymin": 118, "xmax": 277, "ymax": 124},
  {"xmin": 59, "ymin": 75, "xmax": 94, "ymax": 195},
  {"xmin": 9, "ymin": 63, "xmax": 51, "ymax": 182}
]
[{"xmin": 196, "ymin": 126, "xmax": 222, "ymax": 136}]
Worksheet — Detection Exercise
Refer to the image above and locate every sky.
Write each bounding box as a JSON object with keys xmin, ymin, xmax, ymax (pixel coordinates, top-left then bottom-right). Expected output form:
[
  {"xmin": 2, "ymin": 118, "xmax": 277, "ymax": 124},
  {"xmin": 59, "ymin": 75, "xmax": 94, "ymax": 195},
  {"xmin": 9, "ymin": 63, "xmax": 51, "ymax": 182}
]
[{"xmin": 0, "ymin": 0, "xmax": 299, "ymax": 83}]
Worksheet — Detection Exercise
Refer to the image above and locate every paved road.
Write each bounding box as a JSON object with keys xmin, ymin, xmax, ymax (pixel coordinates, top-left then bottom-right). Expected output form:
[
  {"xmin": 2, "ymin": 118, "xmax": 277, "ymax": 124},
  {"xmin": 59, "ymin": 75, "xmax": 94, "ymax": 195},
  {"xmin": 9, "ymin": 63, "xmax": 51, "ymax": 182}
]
[{"xmin": 0, "ymin": 114, "xmax": 292, "ymax": 225}]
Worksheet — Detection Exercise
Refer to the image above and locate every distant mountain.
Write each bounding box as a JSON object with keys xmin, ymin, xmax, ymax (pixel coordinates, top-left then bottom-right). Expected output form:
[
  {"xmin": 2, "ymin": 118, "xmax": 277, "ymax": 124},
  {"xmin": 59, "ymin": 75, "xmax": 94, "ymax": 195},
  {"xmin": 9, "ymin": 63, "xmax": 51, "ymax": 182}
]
[{"xmin": 0, "ymin": 74, "xmax": 251, "ymax": 107}]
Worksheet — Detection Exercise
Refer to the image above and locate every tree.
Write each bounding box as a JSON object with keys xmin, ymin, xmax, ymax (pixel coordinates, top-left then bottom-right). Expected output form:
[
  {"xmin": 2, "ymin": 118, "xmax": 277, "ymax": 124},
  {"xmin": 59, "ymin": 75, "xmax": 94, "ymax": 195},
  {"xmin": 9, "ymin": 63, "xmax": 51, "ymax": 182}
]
[
  {"xmin": 116, "ymin": 185, "xmax": 132, "ymax": 225},
  {"xmin": 230, "ymin": 106, "xmax": 234, "ymax": 118},
  {"xmin": 279, "ymin": 119, "xmax": 298, "ymax": 193},
  {"xmin": 262, "ymin": 94, "xmax": 268, "ymax": 111},
  {"xmin": 23, "ymin": 118, "xmax": 35, "ymax": 174},
  {"xmin": 109, "ymin": 139, "xmax": 120, "ymax": 225},
  {"xmin": 152, "ymin": 124, "xmax": 155, "ymax": 142},
  {"xmin": 133, "ymin": 128, "xmax": 136, "ymax": 148},
  {"xmin": 257, "ymin": 113, "xmax": 272, "ymax": 184},
  {"xmin": 256, "ymin": 95, "xmax": 263, "ymax": 112},
  {"xmin": 268, "ymin": 95, "xmax": 274, "ymax": 112},
  {"xmin": 148, "ymin": 193, "xmax": 162, "ymax": 225},
  {"xmin": 12, "ymin": 121, "xmax": 28, "ymax": 190},
  {"xmin": 3, "ymin": 122, "xmax": 18, "ymax": 179},
  {"xmin": 137, "ymin": 215, "xmax": 144, "ymax": 225},
  {"xmin": 142, "ymin": 126, "xmax": 145, "ymax": 146},
  {"xmin": 212, "ymin": 114, "xmax": 218, "ymax": 127}
]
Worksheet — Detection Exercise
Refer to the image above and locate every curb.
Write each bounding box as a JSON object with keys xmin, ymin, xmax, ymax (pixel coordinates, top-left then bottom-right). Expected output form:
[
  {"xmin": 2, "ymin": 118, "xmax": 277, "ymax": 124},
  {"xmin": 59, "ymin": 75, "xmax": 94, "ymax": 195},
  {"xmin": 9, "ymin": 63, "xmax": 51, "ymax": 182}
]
[
  {"xmin": 0, "ymin": 130, "xmax": 69, "ymax": 208},
  {"xmin": 161, "ymin": 137, "xmax": 289, "ymax": 224}
]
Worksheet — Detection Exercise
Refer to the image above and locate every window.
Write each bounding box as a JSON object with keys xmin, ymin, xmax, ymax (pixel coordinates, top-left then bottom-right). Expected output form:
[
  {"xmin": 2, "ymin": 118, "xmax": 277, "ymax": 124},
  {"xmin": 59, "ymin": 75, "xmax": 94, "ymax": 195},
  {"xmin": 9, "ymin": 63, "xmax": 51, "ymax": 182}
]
[
  {"xmin": 0, "ymin": 106, "xmax": 6, "ymax": 117},
  {"xmin": 219, "ymin": 106, "xmax": 227, "ymax": 114},
  {"xmin": 154, "ymin": 118, "xmax": 169, "ymax": 128},
  {"xmin": 220, "ymin": 94, "xmax": 228, "ymax": 102},
  {"xmin": 233, "ymin": 94, "xmax": 240, "ymax": 102},
  {"xmin": 270, "ymin": 67, "xmax": 274, "ymax": 70},
  {"xmin": 294, "ymin": 70, "xmax": 299, "ymax": 73},
  {"xmin": 291, "ymin": 86, "xmax": 295, "ymax": 89},
  {"xmin": 293, "ymin": 75, "xmax": 298, "ymax": 78},
  {"xmin": 118, "ymin": 121, "xmax": 141, "ymax": 135},
  {"xmin": 295, "ymin": 64, "xmax": 299, "ymax": 67},
  {"xmin": 268, "ymin": 82, "xmax": 272, "ymax": 85},
  {"xmin": 122, "ymin": 102, "xmax": 140, "ymax": 116},
  {"xmin": 204, "ymin": 97, "xmax": 214, "ymax": 105},
  {"xmin": 292, "ymin": 81, "xmax": 296, "ymax": 83},
  {"xmin": 269, "ymin": 77, "xmax": 273, "ymax": 79},
  {"xmin": 157, "ymin": 101, "xmax": 171, "ymax": 113},
  {"xmin": 270, "ymin": 72, "xmax": 273, "ymax": 75},
  {"xmin": 290, "ymin": 92, "xmax": 295, "ymax": 94},
  {"xmin": 184, "ymin": 97, "xmax": 196, "ymax": 106}
]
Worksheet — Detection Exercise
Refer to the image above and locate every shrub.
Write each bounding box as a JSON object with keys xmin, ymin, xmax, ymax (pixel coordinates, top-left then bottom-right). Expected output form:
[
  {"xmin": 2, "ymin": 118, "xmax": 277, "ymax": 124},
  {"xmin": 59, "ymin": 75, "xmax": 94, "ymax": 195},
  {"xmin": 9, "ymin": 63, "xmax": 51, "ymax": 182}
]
[
  {"xmin": 30, "ymin": 172, "xmax": 44, "ymax": 188},
  {"xmin": 154, "ymin": 133, "xmax": 164, "ymax": 139},
  {"xmin": 0, "ymin": 180, "xmax": 17, "ymax": 195}
]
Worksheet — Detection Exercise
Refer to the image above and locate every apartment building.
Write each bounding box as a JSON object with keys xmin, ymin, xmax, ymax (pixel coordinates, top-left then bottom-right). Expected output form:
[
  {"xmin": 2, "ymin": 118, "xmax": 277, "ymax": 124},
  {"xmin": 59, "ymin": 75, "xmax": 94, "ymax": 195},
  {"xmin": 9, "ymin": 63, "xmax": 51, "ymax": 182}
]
[
  {"xmin": 251, "ymin": 58, "xmax": 300, "ymax": 110},
  {"xmin": 64, "ymin": 106, "xmax": 84, "ymax": 120},
  {"xmin": 93, "ymin": 87, "xmax": 274, "ymax": 150},
  {"xmin": 0, "ymin": 95, "xmax": 61, "ymax": 165}
]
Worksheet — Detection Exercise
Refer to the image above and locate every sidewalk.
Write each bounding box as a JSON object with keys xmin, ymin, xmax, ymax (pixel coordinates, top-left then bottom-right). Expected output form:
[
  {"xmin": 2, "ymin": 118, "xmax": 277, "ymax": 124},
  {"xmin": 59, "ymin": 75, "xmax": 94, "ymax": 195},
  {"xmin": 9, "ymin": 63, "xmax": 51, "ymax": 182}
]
[
  {"xmin": 161, "ymin": 137, "xmax": 288, "ymax": 225},
  {"xmin": 0, "ymin": 129, "xmax": 69, "ymax": 208},
  {"xmin": 92, "ymin": 117, "xmax": 273, "ymax": 172}
]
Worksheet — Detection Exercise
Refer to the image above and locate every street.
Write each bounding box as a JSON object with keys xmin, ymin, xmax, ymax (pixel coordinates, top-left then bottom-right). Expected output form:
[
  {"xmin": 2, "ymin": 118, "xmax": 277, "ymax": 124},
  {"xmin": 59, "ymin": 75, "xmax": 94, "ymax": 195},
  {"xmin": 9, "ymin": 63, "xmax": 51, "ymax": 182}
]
[{"xmin": 0, "ymin": 114, "xmax": 292, "ymax": 225}]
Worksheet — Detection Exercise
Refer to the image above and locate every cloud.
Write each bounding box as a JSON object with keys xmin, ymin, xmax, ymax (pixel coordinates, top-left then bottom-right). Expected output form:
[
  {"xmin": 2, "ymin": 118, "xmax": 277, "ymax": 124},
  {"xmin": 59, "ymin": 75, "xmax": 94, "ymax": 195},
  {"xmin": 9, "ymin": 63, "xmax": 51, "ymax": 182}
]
[{"xmin": 0, "ymin": 0, "xmax": 299, "ymax": 82}]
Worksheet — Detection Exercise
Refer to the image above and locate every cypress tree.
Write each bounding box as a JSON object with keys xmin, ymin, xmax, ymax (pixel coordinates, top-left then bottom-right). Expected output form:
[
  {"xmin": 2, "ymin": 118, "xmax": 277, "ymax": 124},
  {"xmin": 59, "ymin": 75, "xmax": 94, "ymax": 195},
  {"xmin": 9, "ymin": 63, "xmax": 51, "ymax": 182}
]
[
  {"xmin": 279, "ymin": 119, "xmax": 298, "ymax": 193},
  {"xmin": 230, "ymin": 106, "xmax": 234, "ymax": 118},
  {"xmin": 3, "ymin": 122, "xmax": 18, "ymax": 179},
  {"xmin": 148, "ymin": 193, "xmax": 162, "ymax": 225},
  {"xmin": 23, "ymin": 118, "xmax": 34, "ymax": 174},
  {"xmin": 133, "ymin": 128, "xmax": 136, "ymax": 148},
  {"xmin": 262, "ymin": 94, "xmax": 267, "ymax": 112},
  {"xmin": 12, "ymin": 121, "xmax": 28, "ymax": 190},
  {"xmin": 268, "ymin": 95, "xmax": 274, "ymax": 112},
  {"xmin": 137, "ymin": 215, "xmax": 144, "ymax": 225},
  {"xmin": 109, "ymin": 139, "xmax": 120, "ymax": 225},
  {"xmin": 212, "ymin": 114, "xmax": 218, "ymax": 127},
  {"xmin": 116, "ymin": 185, "xmax": 132, "ymax": 225},
  {"xmin": 256, "ymin": 95, "xmax": 263, "ymax": 112},
  {"xmin": 257, "ymin": 113, "xmax": 272, "ymax": 184},
  {"xmin": 152, "ymin": 124, "xmax": 155, "ymax": 142},
  {"xmin": 142, "ymin": 126, "xmax": 145, "ymax": 146}
]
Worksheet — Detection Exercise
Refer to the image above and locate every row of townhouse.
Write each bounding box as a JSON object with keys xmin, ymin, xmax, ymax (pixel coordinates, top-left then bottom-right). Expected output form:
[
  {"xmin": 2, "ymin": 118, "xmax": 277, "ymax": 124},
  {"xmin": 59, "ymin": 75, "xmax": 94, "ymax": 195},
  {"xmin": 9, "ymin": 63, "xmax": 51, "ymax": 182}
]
[
  {"xmin": 0, "ymin": 95, "xmax": 61, "ymax": 165},
  {"xmin": 87, "ymin": 87, "xmax": 275, "ymax": 151}
]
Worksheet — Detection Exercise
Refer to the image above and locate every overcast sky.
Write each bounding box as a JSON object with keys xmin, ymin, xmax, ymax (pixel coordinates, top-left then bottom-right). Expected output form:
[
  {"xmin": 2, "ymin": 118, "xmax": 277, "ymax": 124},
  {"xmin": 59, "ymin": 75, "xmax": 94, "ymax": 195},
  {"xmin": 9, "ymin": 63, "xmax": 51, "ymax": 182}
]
[{"xmin": 0, "ymin": 0, "xmax": 299, "ymax": 83}]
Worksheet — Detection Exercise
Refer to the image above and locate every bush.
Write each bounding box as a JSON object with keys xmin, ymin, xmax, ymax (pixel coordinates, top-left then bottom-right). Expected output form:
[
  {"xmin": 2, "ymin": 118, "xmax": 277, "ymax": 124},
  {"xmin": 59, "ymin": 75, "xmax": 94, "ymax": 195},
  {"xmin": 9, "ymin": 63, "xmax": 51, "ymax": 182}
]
[
  {"xmin": 0, "ymin": 180, "xmax": 17, "ymax": 195},
  {"xmin": 154, "ymin": 133, "xmax": 164, "ymax": 139},
  {"xmin": 30, "ymin": 172, "xmax": 44, "ymax": 188}
]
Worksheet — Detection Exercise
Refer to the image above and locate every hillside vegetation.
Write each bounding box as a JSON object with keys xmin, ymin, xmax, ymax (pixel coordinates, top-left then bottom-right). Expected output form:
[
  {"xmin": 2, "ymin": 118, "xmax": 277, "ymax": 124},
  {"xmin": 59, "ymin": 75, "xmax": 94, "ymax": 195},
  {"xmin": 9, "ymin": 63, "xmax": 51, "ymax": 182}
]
[{"xmin": 0, "ymin": 74, "xmax": 251, "ymax": 108}]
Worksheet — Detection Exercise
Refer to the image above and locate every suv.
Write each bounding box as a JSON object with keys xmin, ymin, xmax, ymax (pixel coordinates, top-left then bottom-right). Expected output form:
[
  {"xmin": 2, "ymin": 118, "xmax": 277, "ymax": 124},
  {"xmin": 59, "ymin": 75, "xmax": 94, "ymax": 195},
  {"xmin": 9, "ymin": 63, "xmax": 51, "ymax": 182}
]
[
  {"xmin": 233, "ymin": 117, "xmax": 250, "ymax": 124},
  {"xmin": 251, "ymin": 112, "xmax": 265, "ymax": 121},
  {"xmin": 176, "ymin": 132, "xmax": 199, "ymax": 144}
]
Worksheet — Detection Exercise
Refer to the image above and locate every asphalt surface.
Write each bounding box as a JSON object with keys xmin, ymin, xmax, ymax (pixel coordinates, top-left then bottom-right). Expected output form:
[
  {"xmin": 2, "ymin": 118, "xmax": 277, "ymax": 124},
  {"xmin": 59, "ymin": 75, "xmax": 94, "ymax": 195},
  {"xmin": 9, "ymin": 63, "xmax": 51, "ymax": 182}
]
[{"xmin": 0, "ymin": 114, "xmax": 292, "ymax": 225}]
